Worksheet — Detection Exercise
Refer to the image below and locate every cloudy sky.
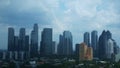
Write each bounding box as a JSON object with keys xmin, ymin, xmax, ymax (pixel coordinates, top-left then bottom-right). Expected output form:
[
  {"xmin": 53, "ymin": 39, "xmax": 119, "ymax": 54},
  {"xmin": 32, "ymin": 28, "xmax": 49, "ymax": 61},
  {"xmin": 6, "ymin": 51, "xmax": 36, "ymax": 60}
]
[{"xmin": 0, "ymin": 0, "xmax": 120, "ymax": 50}]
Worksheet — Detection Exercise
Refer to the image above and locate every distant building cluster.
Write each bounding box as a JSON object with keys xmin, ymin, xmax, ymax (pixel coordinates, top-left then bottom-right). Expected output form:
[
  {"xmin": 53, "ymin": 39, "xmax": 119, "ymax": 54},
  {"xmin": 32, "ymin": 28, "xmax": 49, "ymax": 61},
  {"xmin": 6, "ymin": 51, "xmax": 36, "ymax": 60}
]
[
  {"xmin": 0, "ymin": 24, "xmax": 119, "ymax": 62},
  {"xmin": 1, "ymin": 24, "xmax": 39, "ymax": 60},
  {"xmin": 75, "ymin": 30, "xmax": 119, "ymax": 61}
]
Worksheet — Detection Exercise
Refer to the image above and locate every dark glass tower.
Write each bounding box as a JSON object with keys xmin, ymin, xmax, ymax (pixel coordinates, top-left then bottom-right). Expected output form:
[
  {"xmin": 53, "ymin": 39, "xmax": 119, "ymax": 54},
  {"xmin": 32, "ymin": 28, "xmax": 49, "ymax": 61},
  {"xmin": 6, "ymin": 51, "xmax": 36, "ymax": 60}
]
[
  {"xmin": 30, "ymin": 24, "xmax": 38, "ymax": 58},
  {"xmin": 57, "ymin": 35, "xmax": 64, "ymax": 55},
  {"xmin": 52, "ymin": 41, "xmax": 56, "ymax": 55},
  {"xmin": 14, "ymin": 36, "xmax": 19, "ymax": 51},
  {"xmin": 57, "ymin": 31, "xmax": 73, "ymax": 57},
  {"xmin": 91, "ymin": 30, "xmax": 98, "ymax": 58},
  {"xmin": 19, "ymin": 28, "xmax": 26, "ymax": 51},
  {"xmin": 40, "ymin": 28, "xmax": 53, "ymax": 56},
  {"xmin": 8, "ymin": 27, "xmax": 15, "ymax": 51},
  {"xmin": 98, "ymin": 30, "xmax": 112, "ymax": 60},
  {"xmin": 25, "ymin": 35, "xmax": 29, "ymax": 52},
  {"xmin": 75, "ymin": 44, "xmax": 80, "ymax": 58},
  {"xmin": 84, "ymin": 32, "xmax": 90, "ymax": 47}
]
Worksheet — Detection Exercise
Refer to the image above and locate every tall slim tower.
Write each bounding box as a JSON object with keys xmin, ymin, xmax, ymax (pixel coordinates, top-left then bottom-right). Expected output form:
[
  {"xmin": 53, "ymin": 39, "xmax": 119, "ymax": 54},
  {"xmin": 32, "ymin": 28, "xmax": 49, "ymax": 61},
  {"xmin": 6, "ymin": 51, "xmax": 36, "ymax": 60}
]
[
  {"xmin": 30, "ymin": 24, "xmax": 38, "ymax": 58},
  {"xmin": 84, "ymin": 32, "xmax": 90, "ymax": 47},
  {"xmin": 91, "ymin": 30, "xmax": 98, "ymax": 58},
  {"xmin": 40, "ymin": 28, "xmax": 53, "ymax": 56},
  {"xmin": 57, "ymin": 35, "xmax": 64, "ymax": 55},
  {"xmin": 19, "ymin": 28, "xmax": 26, "ymax": 51},
  {"xmin": 8, "ymin": 27, "xmax": 15, "ymax": 51}
]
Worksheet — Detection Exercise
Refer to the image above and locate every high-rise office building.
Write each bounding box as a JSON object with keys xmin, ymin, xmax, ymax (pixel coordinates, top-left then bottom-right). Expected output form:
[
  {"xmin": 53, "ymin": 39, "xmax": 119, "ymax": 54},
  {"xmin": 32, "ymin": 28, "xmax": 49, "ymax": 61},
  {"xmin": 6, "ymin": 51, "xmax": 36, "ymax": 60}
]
[
  {"xmin": 57, "ymin": 35, "xmax": 64, "ymax": 55},
  {"xmin": 24, "ymin": 35, "xmax": 30, "ymax": 59},
  {"xmin": 19, "ymin": 28, "xmax": 26, "ymax": 51},
  {"xmin": 18, "ymin": 28, "xmax": 27, "ymax": 60},
  {"xmin": 8, "ymin": 27, "xmax": 15, "ymax": 51},
  {"xmin": 25, "ymin": 35, "xmax": 29, "ymax": 52},
  {"xmin": 8, "ymin": 27, "xmax": 30, "ymax": 60},
  {"xmin": 113, "ymin": 40, "xmax": 119, "ymax": 55},
  {"xmin": 75, "ymin": 44, "xmax": 80, "ymax": 58},
  {"xmin": 57, "ymin": 31, "xmax": 73, "ymax": 57},
  {"xmin": 98, "ymin": 30, "xmax": 113, "ymax": 60},
  {"xmin": 14, "ymin": 36, "xmax": 19, "ymax": 51},
  {"xmin": 52, "ymin": 41, "xmax": 56, "ymax": 55},
  {"xmin": 106, "ymin": 39, "xmax": 114, "ymax": 59},
  {"xmin": 30, "ymin": 24, "xmax": 38, "ymax": 58},
  {"xmin": 40, "ymin": 28, "xmax": 53, "ymax": 56},
  {"xmin": 63, "ymin": 31, "xmax": 73, "ymax": 56},
  {"xmin": 84, "ymin": 32, "xmax": 90, "ymax": 47},
  {"xmin": 91, "ymin": 30, "xmax": 98, "ymax": 58}
]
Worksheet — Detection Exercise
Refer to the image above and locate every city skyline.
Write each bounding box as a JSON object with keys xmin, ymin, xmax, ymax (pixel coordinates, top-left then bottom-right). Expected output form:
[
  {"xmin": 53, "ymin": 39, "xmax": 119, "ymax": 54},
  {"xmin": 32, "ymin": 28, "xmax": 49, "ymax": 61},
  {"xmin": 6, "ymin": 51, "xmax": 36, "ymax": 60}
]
[
  {"xmin": 1, "ymin": 24, "xmax": 119, "ymax": 61},
  {"xmin": 0, "ymin": 0, "xmax": 120, "ymax": 49}
]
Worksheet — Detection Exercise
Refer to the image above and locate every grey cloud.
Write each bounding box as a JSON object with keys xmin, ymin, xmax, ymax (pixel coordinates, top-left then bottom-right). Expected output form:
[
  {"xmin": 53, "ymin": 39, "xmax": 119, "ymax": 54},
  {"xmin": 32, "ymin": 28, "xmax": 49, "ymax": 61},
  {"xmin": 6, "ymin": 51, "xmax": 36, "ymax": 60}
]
[{"xmin": 0, "ymin": 0, "xmax": 52, "ymax": 27}]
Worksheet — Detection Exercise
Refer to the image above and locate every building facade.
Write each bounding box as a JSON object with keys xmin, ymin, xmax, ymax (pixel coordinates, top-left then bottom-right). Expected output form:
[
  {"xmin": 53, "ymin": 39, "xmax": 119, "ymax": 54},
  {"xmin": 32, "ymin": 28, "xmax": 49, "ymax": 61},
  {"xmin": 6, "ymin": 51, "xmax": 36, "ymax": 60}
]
[
  {"xmin": 40, "ymin": 28, "xmax": 53, "ymax": 56},
  {"xmin": 8, "ymin": 27, "xmax": 15, "ymax": 51},
  {"xmin": 84, "ymin": 32, "xmax": 90, "ymax": 47},
  {"xmin": 98, "ymin": 30, "xmax": 113, "ymax": 60},
  {"xmin": 57, "ymin": 31, "xmax": 73, "ymax": 57},
  {"xmin": 30, "ymin": 24, "xmax": 38, "ymax": 58},
  {"xmin": 91, "ymin": 30, "xmax": 98, "ymax": 58}
]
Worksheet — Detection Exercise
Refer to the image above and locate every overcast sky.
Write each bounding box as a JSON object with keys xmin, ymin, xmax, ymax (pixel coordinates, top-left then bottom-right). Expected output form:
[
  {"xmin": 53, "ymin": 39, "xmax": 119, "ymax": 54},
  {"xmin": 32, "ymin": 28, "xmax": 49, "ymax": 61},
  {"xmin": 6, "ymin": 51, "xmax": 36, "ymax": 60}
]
[{"xmin": 0, "ymin": 0, "xmax": 120, "ymax": 50}]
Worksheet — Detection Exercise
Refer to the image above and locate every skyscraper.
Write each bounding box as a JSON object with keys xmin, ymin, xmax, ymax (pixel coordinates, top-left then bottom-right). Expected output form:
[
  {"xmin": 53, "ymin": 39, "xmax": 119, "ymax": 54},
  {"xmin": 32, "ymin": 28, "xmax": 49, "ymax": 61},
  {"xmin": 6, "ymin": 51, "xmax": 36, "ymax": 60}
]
[
  {"xmin": 91, "ymin": 30, "xmax": 98, "ymax": 58},
  {"xmin": 30, "ymin": 24, "xmax": 38, "ymax": 58},
  {"xmin": 113, "ymin": 40, "xmax": 119, "ymax": 55},
  {"xmin": 40, "ymin": 28, "xmax": 53, "ymax": 56},
  {"xmin": 19, "ymin": 28, "xmax": 26, "ymax": 51},
  {"xmin": 98, "ymin": 30, "xmax": 113, "ymax": 60},
  {"xmin": 84, "ymin": 32, "xmax": 90, "ymax": 47},
  {"xmin": 57, "ymin": 35, "xmax": 64, "ymax": 55},
  {"xmin": 106, "ymin": 39, "xmax": 114, "ymax": 59},
  {"xmin": 52, "ymin": 41, "xmax": 56, "ymax": 55},
  {"xmin": 14, "ymin": 36, "xmax": 19, "ymax": 51},
  {"xmin": 8, "ymin": 27, "xmax": 30, "ymax": 60},
  {"xmin": 14, "ymin": 36, "xmax": 19, "ymax": 60},
  {"xmin": 63, "ymin": 31, "xmax": 73, "ymax": 56},
  {"xmin": 19, "ymin": 28, "xmax": 26, "ymax": 60},
  {"xmin": 75, "ymin": 44, "xmax": 80, "ymax": 58},
  {"xmin": 57, "ymin": 31, "xmax": 73, "ymax": 57},
  {"xmin": 8, "ymin": 27, "xmax": 15, "ymax": 51},
  {"xmin": 25, "ymin": 35, "xmax": 29, "ymax": 52}
]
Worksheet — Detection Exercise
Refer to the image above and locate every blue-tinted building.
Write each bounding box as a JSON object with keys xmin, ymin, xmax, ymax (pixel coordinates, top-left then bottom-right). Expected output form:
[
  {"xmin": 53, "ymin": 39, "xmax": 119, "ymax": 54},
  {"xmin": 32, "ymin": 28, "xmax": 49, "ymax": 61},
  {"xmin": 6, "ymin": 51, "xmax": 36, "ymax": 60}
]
[
  {"xmin": 30, "ymin": 24, "xmax": 38, "ymax": 58},
  {"xmin": 40, "ymin": 28, "xmax": 53, "ymax": 56},
  {"xmin": 8, "ymin": 27, "xmax": 15, "ymax": 51},
  {"xmin": 57, "ymin": 31, "xmax": 73, "ymax": 57},
  {"xmin": 98, "ymin": 30, "xmax": 113, "ymax": 60},
  {"xmin": 84, "ymin": 32, "xmax": 90, "ymax": 47},
  {"xmin": 91, "ymin": 30, "xmax": 98, "ymax": 58},
  {"xmin": 19, "ymin": 28, "xmax": 26, "ymax": 51}
]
